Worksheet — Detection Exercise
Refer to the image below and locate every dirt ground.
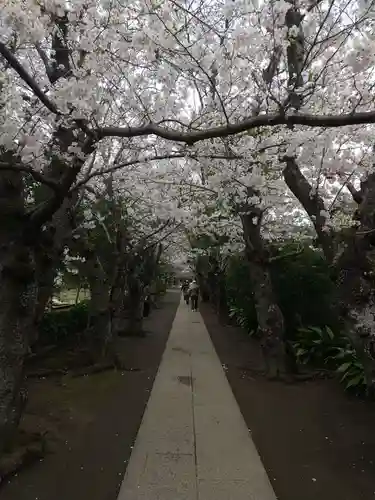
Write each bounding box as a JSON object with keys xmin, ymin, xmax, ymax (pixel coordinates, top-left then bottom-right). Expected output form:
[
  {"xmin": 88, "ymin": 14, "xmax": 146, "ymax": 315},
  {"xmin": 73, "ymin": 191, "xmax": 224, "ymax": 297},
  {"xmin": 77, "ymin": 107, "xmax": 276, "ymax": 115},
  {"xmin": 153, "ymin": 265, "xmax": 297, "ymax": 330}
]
[
  {"xmin": 201, "ymin": 302, "xmax": 375, "ymax": 500},
  {"xmin": 1, "ymin": 290, "xmax": 179, "ymax": 500}
]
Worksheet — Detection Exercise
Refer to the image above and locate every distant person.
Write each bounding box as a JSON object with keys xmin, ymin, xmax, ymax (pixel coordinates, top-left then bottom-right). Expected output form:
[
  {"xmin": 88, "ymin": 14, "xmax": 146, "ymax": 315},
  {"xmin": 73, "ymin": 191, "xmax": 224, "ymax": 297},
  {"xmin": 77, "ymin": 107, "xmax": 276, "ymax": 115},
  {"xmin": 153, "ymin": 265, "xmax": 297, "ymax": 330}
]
[
  {"xmin": 143, "ymin": 292, "xmax": 151, "ymax": 317},
  {"xmin": 188, "ymin": 280, "xmax": 199, "ymax": 311},
  {"xmin": 181, "ymin": 281, "xmax": 190, "ymax": 305}
]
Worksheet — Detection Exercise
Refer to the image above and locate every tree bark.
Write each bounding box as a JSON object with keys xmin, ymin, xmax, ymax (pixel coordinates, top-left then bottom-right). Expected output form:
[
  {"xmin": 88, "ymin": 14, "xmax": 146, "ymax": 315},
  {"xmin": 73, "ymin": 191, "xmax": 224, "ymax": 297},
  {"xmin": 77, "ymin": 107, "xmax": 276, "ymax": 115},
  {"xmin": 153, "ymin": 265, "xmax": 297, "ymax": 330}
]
[
  {"xmin": 283, "ymin": 158, "xmax": 375, "ymax": 392},
  {"xmin": 0, "ymin": 249, "xmax": 35, "ymax": 453},
  {"xmin": 195, "ymin": 255, "xmax": 211, "ymax": 302},
  {"xmin": 334, "ymin": 173, "xmax": 375, "ymax": 395},
  {"xmin": 0, "ymin": 127, "xmax": 94, "ymax": 456},
  {"xmin": 0, "ymin": 168, "xmax": 36, "ymax": 454},
  {"xmin": 217, "ymin": 273, "xmax": 230, "ymax": 324},
  {"xmin": 208, "ymin": 256, "xmax": 229, "ymax": 323},
  {"xmin": 86, "ymin": 255, "xmax": 112, "ymax": 362},
  {"xmin": 110, "ymin": 267, "xmax": 128, "ymax": 337},
  {"xmin": 124, "ymin": 276, "xmax": 145, "ymax": 337},
  {"xmin": 30, "ymin": 133, "xmax": 81, "ymax": 346},
  {"xmin": 241, "ymin": 212, "xmax": 286, "ymax": 377},
  {"xmin": 283, "ymin": 157, "xmax": 335, "ymax": 263}
]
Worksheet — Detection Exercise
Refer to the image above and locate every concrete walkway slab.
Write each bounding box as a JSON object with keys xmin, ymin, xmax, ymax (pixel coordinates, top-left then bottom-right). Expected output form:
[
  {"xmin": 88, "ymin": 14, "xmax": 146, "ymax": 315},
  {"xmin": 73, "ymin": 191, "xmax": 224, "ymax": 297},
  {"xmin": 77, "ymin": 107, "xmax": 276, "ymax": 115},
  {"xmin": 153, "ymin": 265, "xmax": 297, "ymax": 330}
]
[{"xmin": 117, "ymin": 296, "xmax": 277, "ymax": 500}]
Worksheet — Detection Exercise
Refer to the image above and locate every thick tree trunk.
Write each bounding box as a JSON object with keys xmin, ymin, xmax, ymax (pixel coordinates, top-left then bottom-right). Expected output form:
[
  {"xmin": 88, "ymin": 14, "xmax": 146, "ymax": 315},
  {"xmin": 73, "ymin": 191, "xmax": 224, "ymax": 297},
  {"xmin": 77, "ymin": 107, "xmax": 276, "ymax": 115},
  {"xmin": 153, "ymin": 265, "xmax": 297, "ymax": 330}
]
[
  {"xmin": 335, "ymin": 240, "xmax": 375, "ymax": 394},
  {"xmin": 241, "ymin": 212, "xmax": 286, "ymax": 377},
  {"xmin": 197, "ymin": 276, "xmax": 210, "ymax": 302},
  {"xmin": 0, "ymin": 131, "xmax": 94, "ymax": 455},
  {"xmin": 110, "ymin": 276, "xmax": 128, "ymax": 337},
  {"xmin": 195, "ymin": 256, "xmax": 210, "ymax": 302},
  {"xmin": 86, "ymin": 256, "xmax": 112, "ymax": 362},
  {"xmin": 0, "ymin": 168, "xmax": 36, "ymax": 454},
  {"xmin": 208, "ymin": 263, "xmax": 230, "ymax": 323},
  {"xmin": 283, "ymin": 158, "xmax": 335, "ymax": 263},
  {"xmin": 207, "ymin": 254, "xmax": 221, "ymax": 312},
  {"xmin": 31, "ymin": 152, "xmax": 80, "ymax": 346},
  {"xmin": 334, "ymin": 173, "xmax": 375, "ymax": 395},
  {"xmin": 124, "ymin": 277, "xmax": 145, "ymax": 337},
  {"xmin": 0, "ymin": 245, "xmax": 36, "ymax": 454},
  {"xmin": 207, "ymin": 269, "xmax": 218, "ymax": 308},
  {"xmin": 283, "ymin": 158, "xmax": 375, "ymax": 392},
  {"xmin": 247, "ymin": 259, "xmax": 286, "ymax": 377},
  {"xmin": 217, "ymin": 274, "xmax": 230, "ymax": 324}
]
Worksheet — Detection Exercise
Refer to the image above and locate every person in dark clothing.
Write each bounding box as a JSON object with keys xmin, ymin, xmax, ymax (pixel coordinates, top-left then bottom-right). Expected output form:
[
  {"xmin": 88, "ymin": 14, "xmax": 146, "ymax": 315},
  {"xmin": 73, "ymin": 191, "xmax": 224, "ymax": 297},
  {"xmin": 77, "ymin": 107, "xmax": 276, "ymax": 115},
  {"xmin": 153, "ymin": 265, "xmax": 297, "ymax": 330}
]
[
  {"xmin": 188, "ymin": 280, "xmax": 199, "ymax": 311},
  {"xmin": 181, "ymin": 281, "xmax": 190, "ymax": 305},
  {"xmin": 143, "ymin": 294, "xmax": 151, "ymax": 317}
]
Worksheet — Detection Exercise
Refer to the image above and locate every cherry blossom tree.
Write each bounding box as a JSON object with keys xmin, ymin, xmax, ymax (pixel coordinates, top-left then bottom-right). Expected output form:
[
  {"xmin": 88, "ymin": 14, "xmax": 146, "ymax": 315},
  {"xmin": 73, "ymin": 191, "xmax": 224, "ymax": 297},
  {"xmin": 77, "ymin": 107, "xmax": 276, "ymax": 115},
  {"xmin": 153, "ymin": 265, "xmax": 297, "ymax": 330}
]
[{"xmin": 2, "ymin": 0, "xmax": 375, "ymax": 457}]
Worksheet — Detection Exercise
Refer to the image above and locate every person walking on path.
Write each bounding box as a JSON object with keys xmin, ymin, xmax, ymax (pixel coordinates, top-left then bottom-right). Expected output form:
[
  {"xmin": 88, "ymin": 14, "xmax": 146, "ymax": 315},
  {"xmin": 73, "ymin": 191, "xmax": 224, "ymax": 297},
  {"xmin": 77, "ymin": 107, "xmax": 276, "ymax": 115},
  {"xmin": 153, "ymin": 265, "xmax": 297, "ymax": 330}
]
[
  {"xmin": 188, "ymin": 280, "xmax": 199, "ymax": 311},
  {"xmin": 181, "ymin": 280, "xmax": 190, "ymax": 305}
]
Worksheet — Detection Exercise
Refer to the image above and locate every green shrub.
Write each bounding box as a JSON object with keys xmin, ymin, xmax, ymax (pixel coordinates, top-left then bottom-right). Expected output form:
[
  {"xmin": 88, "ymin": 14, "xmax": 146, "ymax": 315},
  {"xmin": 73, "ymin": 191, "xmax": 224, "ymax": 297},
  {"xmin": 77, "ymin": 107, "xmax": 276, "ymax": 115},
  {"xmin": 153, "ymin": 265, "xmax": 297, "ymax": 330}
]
[
  {"xmin": 293, "ymin": 325, "xmax": 344, "ymax": 366},
  {"xmin": 220, "ymin": 242, "xmax": 366, "ymax": 393},
  {"xmin": 330, "ymin": 346, "xmax": 366, "ymax": 392},
  {"xmin": 225, "ymin": 257, "xmax": 257, "ymax": 334},
  {"xmin": 224, "ymin": 244, "xmax": 339, "ymax": 340},
  {"xmin": 293, "ymin": 324, "xmax": 366, "ymax": 392},
  {"xmin": 228, "ymin": 303, "xmax": 256, "ymax": 336},
  {"xmin": 270, "ymin": 243, "xmax": 339, "ymax": 339},
  {"xmin": 38, "ymin": 301, "xmax": 89, "ymax": 346}
]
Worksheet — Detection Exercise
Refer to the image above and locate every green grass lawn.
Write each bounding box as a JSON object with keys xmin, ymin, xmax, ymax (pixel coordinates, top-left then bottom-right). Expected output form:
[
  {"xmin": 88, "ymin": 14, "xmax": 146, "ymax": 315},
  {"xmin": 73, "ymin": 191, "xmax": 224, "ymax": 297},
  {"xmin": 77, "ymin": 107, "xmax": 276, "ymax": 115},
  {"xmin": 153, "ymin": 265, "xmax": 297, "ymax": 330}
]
[{"xmin": 55, "ymin": 288, "xmax": 90, "ymax": 305}]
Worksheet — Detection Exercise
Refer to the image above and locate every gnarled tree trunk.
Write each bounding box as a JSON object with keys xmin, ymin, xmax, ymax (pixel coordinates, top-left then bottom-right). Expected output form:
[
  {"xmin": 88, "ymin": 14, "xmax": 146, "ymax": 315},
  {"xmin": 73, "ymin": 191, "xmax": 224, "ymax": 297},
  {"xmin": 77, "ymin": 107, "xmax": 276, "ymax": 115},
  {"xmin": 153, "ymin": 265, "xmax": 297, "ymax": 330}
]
[
  {"xmin": 124, "ymin": 275, "xmax": 145, "ymax": 337},
  {"xmin": 334, "ymin": 173, "xmax": 375, "ymax": 394},
  {"xmin": 284, "ymin": 157, "xmax": 375, "ymax": 392},
  {"xmin": 30, "ymin": 129, "xmax": 82, "ymax": 346},
  {"xmin": 217, "ymin": 272, "xmax": 230, "ymax": 324},
  {"xmin": 110, "ymin": 266, "xmax": 128, "ymax": 337},
  {"xmin": 0, "ymin": 246, "xmax": 36, "ymax": 453},
  {"xmin": 207, "ymin": 255, "xmax": 229, "ymax": 323},
  {"xmin": 85, "ymin": 254, "xmax": 112, "ymax": 362},
  {"xmin": 241, "ymin": 211, "xmax": 286, "ymax": 378},
  {"xmin": 0, "ymin": 169, "xmax": 36, "ymax": 454},
  {"xmin": 283, "ymin": 158, "xmax": 336, "ymax": 263}
]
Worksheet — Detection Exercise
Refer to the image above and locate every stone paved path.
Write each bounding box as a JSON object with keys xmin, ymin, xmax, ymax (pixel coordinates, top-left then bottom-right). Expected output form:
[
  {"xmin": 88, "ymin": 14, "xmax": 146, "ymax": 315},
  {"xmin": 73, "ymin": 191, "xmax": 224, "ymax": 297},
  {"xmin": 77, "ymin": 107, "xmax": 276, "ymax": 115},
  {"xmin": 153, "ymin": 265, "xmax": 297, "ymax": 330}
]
[{"xmin": 117, "ymin": 295, "xmax": 277, "ymax": 500}]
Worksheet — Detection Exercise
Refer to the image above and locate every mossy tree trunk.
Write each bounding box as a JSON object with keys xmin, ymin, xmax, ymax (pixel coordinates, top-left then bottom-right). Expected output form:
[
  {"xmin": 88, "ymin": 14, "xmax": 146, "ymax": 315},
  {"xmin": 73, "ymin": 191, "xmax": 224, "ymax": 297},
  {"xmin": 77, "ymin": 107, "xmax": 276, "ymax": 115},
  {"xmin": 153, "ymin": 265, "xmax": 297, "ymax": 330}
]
[{"xmin": 240, "ymin": 204, "xmax": 286, "ymax": 378}]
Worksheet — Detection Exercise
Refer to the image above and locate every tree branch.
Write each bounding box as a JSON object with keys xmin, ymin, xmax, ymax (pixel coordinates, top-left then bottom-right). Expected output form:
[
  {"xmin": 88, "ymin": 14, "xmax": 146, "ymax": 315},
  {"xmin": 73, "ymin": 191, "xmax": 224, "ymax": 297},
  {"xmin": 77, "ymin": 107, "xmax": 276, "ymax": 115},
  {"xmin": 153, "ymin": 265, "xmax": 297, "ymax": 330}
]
[
  {"xmin": 269, "ymin": 247, "xmax": 304, "ymax": 262},
  {"xmin": 282, "ymin": 156, "xmax": 335, "ymax": 264},
  {"xmin": 0, "ymin": 162, "xmax": 60, "ymax": 191},
  {"xmin": 346, "ymin": 181, "xmax": 363, "ymax": 204},
  {"xmin": 143, "ymin": 222, "xmax": 183, "ymax": 252},
  {"xmin": 28, "ymin": 138, "xmax": 95, "ymax": 227},
  {"xmin": 72, "ymin": 152, "xmax": 241, "ymax": 191},
  {"xmin": 96, "ymin": 110, "xmax": 375, "ymax": 144},
  {"xmin": 137, "ymin": 219, "xmax": 173, "ymax": 250},
  {"xmin": 35, "ymin": 43, "xmax": 53, "ymax": 82},
  {"xmin": 0, "ymin": 41, "xmax": 60, "ymax": 115},
  {"xmin": 4, "ymin": 41, "xmax": 375, "ymax": 146}
]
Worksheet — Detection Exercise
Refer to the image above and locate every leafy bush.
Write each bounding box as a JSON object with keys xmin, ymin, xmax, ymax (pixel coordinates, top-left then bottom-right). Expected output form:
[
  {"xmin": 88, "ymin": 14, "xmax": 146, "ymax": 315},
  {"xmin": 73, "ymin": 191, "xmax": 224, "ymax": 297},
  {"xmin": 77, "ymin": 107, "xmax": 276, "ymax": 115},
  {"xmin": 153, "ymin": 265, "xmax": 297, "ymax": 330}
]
[
  {"xmin": 293, "ymin": 325, "xmax": 366, "ymax": 392},
  {"xmin": 225, "ymin": 257, "xmax": 258, "ymax": 334},
  {"xmin": 228, "ymin": 303, "xmax": 256, "ymax": 336},
  {"xmin": 38, "ymin": 301, "xmax": 89, "ymax": 346},
  {"xmin": 293, "ymin": 325, "xmax": 344, "ymax": 366},
  {"xmin": 224, "ymin": 242, "xmax": 366, "ymax": 392},
  {"xmin": 330, "ymin": 346, "xmax": 366, "ymax": 391},
  {"xmin": 270, "ymin": 243, "xmax": 339, "ymax": 340},
  {"xmin": 225, "ymin": 244, "xmax": 339, "ymax": 341}
]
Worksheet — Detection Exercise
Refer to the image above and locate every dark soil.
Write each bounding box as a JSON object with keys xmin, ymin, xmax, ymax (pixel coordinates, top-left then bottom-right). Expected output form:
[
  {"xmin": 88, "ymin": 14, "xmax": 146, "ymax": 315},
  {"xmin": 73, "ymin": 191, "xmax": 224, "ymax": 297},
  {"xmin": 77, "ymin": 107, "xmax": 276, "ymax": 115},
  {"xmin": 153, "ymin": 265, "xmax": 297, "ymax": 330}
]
[
  {"xmin": 201, "ymin": 303, "xmax": 375, "ymax": 500},
  {"xmin": 1, "ymin": 290, "xmax": 179, "ymax": 500}
]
